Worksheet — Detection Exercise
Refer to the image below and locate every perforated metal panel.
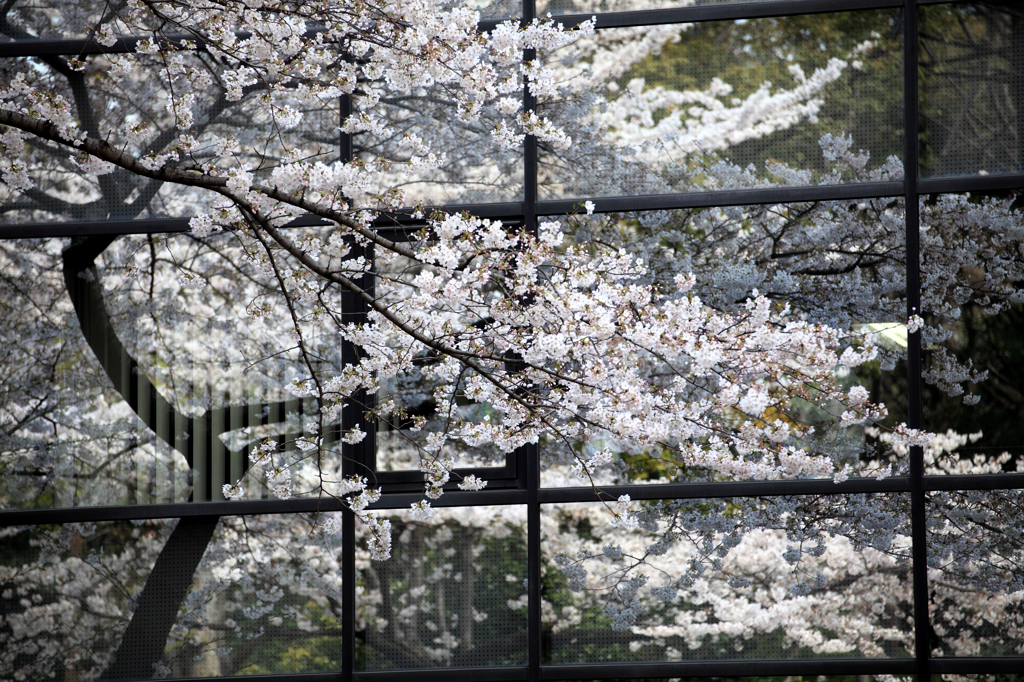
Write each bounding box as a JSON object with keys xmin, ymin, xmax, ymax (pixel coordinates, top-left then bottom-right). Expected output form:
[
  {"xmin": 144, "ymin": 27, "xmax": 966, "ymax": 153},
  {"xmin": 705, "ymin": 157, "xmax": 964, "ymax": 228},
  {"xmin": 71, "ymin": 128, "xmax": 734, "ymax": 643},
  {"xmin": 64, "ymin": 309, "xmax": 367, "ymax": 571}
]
[
  {"xmin": 354, "ymin": 88, "xmax": 524, "ymax": 207},
  {"xmin": 543, "ymin": 495, "xmax": 915, "ymax": 664},
  {"xmin": 537, "ymin": 10, "xmax": 904, "ymax": 200},
  {"xmin": 357, "ymin": 505, "xmax": 529, "ymax": 669},
  {"xmin": 0, "ymin": 518, "xmax": 183, "ymax": 680},
  {"xmin": 0, "ymin": 51, "xmax": 339, "ymax": 224},
  {"xmin": 920, "ymin": 3, "xmax": 1024, "ymax": 178},
  {"xmin": 928, "ymin": 490, "xmax": 1024, "ymax": 658},
  {"xmin": 172, "ymin": 514, "xmax": 346, "ymax": 677},
  {"xmin": 0, "ymin": 515, "xmax": 346, "ymax": 680}
]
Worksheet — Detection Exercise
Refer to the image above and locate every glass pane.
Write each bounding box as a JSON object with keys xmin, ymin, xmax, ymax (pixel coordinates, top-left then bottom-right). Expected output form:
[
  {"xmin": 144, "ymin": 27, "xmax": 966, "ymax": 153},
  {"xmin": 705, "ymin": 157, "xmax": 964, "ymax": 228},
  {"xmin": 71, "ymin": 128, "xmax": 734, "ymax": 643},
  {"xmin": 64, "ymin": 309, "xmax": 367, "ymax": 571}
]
[
  {"xmin": 354, "ymin": 88, "xmax": 523, "ymax": 208},
  {"xmin": 1, "ymin": 0, "xmax": 108, "ymax": 41},
  {"xmin": 542, "ymin": 495, "xmax": 914, "ymax": 663},
  {"xmin": 535, "ymin": 202, "xmax": 909, "ymax": 487},
  {"xmin": 95, "ymin": 232, "xmax": 356, "ymax": 502},
  {"xmin": 0, "ymin": 232, "xmax": 357, "ymax": 509},
  {"xmin": 0, "ymin": 51, "xmax": 339, "ymax": 224},
  {"xmin": 376, "ymin": 365, "xmax": 510, "ymax": 472},
  {"xmin": 356, "ymin": 505, "xmax": 528, "ymax": 668},
  {"xmin": 920, "ymin": 192, "xmax": 1024, "ymax": 475},
  {"xmin": 370, "ymin": 252, "xmax": 516, "ymax": 474},
  {"xmin": 0, "ymin": 514, "xmax": 346, "ymax": 679},
  {"xmin": 538, "ymin": 10, "xmax": 904, "ymax": 200},
  {"xmin": 0, "ymin": 238, "xmax": 192, "ymax": 509},
  {"xmin": 920, "ymin": 2, "xmax": 1024, "ymax": 178},
  {"xmin": 928, "ymin": 490, "xmax": 1024, "ymax": 657}
]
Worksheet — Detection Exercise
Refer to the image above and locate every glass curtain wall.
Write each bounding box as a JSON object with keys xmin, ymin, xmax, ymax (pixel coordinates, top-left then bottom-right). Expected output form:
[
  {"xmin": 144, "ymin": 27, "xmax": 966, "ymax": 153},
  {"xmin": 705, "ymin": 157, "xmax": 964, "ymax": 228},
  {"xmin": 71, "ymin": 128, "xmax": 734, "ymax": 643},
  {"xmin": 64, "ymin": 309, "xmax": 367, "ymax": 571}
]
[{"xmin": 2, "ymin": 1, "xmax": 1024, "ymax": 681}]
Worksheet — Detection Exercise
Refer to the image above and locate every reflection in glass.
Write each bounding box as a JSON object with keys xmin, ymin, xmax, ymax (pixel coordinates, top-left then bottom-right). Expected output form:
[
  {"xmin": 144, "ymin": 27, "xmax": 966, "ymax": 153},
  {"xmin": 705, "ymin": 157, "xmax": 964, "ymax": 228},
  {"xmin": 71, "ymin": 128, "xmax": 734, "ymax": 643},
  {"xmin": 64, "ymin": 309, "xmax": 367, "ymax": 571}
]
[
  {"xmin": 353, "ymin": 86, "xmax": 523, "ymax": 207},
  {"xmin": 542, "ymin": 495, "xmax": 914, "ymax": 663},
  {"xmin": 0, "ymin": 231, "xmax": 354, "ymax": 509},
  {"xmin": 538, "ymin": 202, "xmax": 909, "ymax": 487},
  {"xmin": 0, "ymin": 515, "xmax": 345, "ymax": 679},
  {"xmin": 1, "ymin": 0, "xmax": 108, "ymax": 41},
  {"xmin": 920, "ymin": 3, "xmax": 1024, "ymax": 178},
  {"xmin": 0, "ymin": 50, "xmax": 338, "ymax": 224},
  {"xmin": 376, "ymin": 365, "xmax": 510, "ymax": 472},
  {"xmin": 928, "ymin": 490, "xmax": 1024, "ymax": 657},
  {"xmin": 356, "ymin": 505, "xmax": 528, "ymax": 668},
  {"xmin": 537, "ymin": 10, "xmax": 903, "ymax": 200},
  {"xmin": 0, "ymin": 238, "xmax": 191, "ymax": 509},
  {"xmin": 920, "ymin": 192, "xmax": 1024, "ymax": 474}
]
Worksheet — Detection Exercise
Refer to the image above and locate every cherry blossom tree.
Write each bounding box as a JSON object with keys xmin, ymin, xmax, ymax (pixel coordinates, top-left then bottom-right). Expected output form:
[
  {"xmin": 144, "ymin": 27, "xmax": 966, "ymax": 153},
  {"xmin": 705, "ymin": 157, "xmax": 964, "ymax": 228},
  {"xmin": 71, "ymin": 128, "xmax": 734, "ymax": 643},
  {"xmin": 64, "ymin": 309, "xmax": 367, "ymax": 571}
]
[
  {"xmin": 2, "ymin": 0, "xmax": 1024, "ymax": 678},
  {"xmin": 0, "ymin": 0, "xmax": 903, "ymax": 537}
]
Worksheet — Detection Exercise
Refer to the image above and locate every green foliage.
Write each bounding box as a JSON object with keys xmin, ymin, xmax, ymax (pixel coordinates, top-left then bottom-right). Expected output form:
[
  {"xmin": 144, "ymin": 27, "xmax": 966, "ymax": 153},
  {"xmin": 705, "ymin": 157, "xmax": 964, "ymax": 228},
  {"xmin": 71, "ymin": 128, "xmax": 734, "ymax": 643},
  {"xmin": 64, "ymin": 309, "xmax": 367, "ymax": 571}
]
[
  {"xmin": 628, "ymin": 10, "xmax": 904, "ymax": 174},
  {"xmin": 919, "ymin": 3, "xmax": 1024, "ymax": 177}
]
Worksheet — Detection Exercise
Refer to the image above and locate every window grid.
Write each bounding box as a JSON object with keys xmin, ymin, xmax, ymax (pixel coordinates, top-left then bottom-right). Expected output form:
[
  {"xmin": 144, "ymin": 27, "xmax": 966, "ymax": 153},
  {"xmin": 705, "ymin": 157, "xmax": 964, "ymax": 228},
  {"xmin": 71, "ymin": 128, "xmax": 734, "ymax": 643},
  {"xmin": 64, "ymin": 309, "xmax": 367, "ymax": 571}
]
[{"xmin": 2, "ymin": 0, "xmax": 1024, "ymax": 680}]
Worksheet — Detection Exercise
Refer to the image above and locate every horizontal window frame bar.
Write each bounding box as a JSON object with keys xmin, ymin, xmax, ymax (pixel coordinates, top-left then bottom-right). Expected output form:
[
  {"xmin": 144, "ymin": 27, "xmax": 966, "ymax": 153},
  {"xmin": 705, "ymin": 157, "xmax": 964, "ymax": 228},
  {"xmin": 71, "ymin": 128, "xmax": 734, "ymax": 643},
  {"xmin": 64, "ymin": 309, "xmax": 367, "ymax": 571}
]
[
  {"xmin": 23, "ymin": 655, "xmax": 1024, "ymax": 682},
  {"xmin": 0, "ymin": 213, "xmax": 329, "ymax": 240},
  {"xmin": 540, "ymin": 472, "xmax": 1024, "ymax": 503},
  {"xmin": 0, "ymin": 216, "xmax": 190, "ymax": 240},
  {"xmin": 353, "ymin": 656, "xmax": 1024, "ymax": 681},
  {"xmin": 918, "ymin": 173, "xmax": 1024, "ymax": 194},
  {"xmin": 536, "ymin": 0, "xmax": 903, "ymax": 32},
  {"xmin": 539, "ymin": 658, "xmax": 918, "ymax": 679},
  {"xmin": 356, "ymin": 667, "xmax": 527, "ymax": 682},
  {"xmin": 0, "ymin": 35, "xmax": 173, "ymax": 57},
  {"xmin": 0, "ymin": 206, "xmax": 521, "ymax": 240},
  {"xmin": 107, "ymin": 674, "xmax": 342, "ymax": 682},
  {"xmin": 4, "ymin": 473, "xmax": 1022, "ymax": 526},
  {"xmin": 539, "ymin": 476, "xmax": 915, "ymax": 503},
  {"xmin": 8, "ymin": 176, "xmax": 1024, "ymax": 240},
  {"xmin": 0, "ymin": 0, "xmax": 909, "ymax": 58},
  {"xmin": 0, "ymin": 490, "xmax": 532, "ymax": 526},
  {"xmin": 538, "ymin": 181, "xmax": 906, "ymax": 214},
  {"xmin": 922, "ymin": 473, "xmax": 1024, "ymax": 492},
  {"xmin": 0, "ymin": 183, "xmax": 903, "ymax": 240},
  {"xmin": 6, "ymin": 655, "xmax": 1015, "ymax": 682}
]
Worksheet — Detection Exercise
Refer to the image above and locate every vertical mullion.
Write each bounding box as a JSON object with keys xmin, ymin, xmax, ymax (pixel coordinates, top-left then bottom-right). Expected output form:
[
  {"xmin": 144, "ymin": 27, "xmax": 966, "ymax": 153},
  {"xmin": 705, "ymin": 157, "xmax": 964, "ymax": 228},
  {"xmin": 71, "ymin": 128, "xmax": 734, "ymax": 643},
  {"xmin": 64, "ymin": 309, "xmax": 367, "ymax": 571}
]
[
  {"xmin": 904, "ymin": 2, "xmax": 930, "ymax": 680},
  {"xmin": 340, "ymin": 91, "xmax": 356, "ymax": 682},
  {"xmin": 522, "ymin": 0, "xmax": 541, "ymax": 680},
  {"xmin": 1015, "ymin": 13, "xmax": 1024, "ymax": 174},
  {"xmin": 527, "ymin": 440, "xmax": 541, "ymax": 680},
  {"xmin": 340, "ymin": 90, "xmax": 353, "ymax": 167}
]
